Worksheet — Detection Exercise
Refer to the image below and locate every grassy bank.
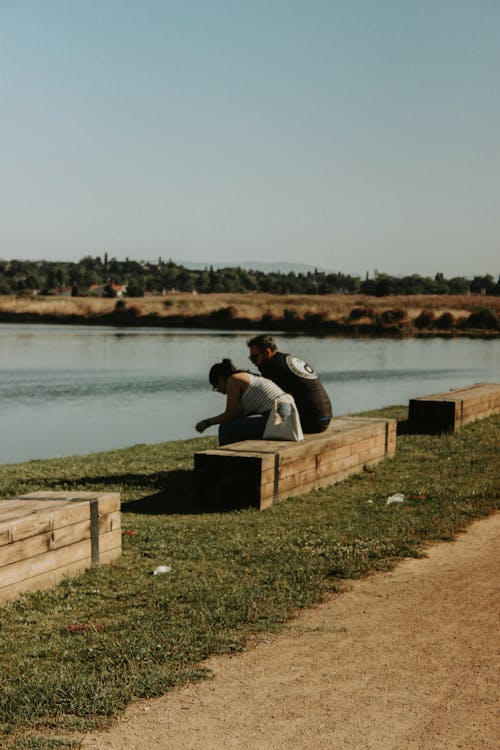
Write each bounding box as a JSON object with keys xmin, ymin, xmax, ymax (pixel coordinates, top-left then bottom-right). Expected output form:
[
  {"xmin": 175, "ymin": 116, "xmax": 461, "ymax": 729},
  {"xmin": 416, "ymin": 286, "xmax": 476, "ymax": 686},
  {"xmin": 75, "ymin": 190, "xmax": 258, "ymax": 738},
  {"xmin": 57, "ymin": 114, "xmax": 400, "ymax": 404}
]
[
  {"xmin": 0, "ymin": 293, "xmax": 498, "ymax": 336},
  {"xmin": 0, "ymin": 408, "xmax": 499, "ymax": 749}
]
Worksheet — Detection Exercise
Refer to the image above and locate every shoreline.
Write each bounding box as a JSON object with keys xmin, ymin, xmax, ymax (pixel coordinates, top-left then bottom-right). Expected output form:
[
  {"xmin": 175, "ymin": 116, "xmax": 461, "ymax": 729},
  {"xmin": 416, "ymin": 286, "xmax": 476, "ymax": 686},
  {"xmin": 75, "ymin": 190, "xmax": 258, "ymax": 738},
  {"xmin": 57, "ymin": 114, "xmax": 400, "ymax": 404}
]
[
  {"xmin": 0, "ymin": 311, "xmax": 498, "ymax": 338},
  {"xmin": 1, "ymin": 291, "xmax": 498, "ymax": 337}
]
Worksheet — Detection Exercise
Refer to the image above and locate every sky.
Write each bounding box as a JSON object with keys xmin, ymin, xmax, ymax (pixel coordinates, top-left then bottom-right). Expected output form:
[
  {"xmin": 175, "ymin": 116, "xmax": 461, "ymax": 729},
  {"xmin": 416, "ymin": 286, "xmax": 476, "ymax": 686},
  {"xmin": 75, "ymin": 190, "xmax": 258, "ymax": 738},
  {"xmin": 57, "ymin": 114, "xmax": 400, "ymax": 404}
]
[{"xmin": 0, "ymin": 0, "xmax": 498, "ymax": 277}]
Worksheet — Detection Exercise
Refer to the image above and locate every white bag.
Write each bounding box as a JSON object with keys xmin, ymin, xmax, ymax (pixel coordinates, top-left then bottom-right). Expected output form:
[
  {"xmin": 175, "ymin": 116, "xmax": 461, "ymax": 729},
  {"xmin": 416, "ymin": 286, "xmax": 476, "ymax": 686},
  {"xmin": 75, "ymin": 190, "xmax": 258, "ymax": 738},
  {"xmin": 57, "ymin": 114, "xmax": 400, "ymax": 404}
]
[{"xmin": 263, "ymin": 394, "xmax": 304, "ymax": 441}]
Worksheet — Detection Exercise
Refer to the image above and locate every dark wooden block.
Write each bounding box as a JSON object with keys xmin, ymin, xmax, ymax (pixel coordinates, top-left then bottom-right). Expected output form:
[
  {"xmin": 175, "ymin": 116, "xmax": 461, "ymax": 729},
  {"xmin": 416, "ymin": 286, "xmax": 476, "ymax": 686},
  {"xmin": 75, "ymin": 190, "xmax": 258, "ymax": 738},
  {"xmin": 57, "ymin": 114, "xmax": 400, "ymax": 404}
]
[{"xmin": 409, "ymin": 382, "xmax": 500, "ymax": 434}]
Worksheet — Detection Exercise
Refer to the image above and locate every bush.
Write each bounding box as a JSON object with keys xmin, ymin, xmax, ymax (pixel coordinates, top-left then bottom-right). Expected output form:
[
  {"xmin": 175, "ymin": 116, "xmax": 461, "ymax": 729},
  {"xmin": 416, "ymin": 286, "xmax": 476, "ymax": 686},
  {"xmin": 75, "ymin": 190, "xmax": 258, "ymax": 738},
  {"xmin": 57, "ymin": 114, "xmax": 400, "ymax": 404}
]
[
  {"xmin": 349, "ymin": 307, "xmax": 375, "ymax": 321},
  {"xmin": 380, "ymin": 308, "xmax": 406, "ymax": 324},
  {"xmin": 0, "ymin": 277, "xmax": 14, "ymax": 294},
  {"xmin": 414, "ymin": 309, "xmax": 436, "ymax": 329},
  {"xmin": 304, "ymin": 311, "xmax": 328, "ymax": 329},
  {"xmin": 210, "ymin": 305, "xmax": 238, "ymax": 322},
  {"xmin": 260, "ymin": 311, "xmax": 277, "ymax": 326},
  {"xmin": 464, "ymin": 307, "xmax": 498, "ymax": 330},
  {"xmin": 126, "ymin": 281, "xmax": 145, "ymax": 297},
  {"xmin": 434, "ymin": 312, "xmax": 455, "ymax": 330}
]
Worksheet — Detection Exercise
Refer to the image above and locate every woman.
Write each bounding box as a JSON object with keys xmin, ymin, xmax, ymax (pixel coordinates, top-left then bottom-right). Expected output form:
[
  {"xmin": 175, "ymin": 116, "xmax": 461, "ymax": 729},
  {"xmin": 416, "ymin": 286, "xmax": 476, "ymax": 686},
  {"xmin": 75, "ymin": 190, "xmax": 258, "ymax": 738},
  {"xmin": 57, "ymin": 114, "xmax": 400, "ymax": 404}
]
[{"xmin": 195, "ymin": 358, "xmax": 290, "ymax": 445}]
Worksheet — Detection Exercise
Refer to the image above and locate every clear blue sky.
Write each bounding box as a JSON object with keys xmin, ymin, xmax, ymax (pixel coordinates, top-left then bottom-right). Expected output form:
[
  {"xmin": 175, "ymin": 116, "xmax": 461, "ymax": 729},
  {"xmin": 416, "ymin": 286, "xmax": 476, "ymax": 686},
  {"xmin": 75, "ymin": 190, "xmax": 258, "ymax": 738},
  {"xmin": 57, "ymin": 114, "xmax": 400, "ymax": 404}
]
[{"xmin": 1, "ymin": 0, "xmax": 498, "ymax": 277}]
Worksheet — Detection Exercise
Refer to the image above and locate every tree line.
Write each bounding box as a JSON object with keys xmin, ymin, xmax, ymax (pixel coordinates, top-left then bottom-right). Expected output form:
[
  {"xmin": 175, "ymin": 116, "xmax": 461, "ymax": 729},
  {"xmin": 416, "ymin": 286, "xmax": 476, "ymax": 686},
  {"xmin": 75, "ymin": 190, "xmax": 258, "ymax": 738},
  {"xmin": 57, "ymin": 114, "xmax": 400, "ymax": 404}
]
[{"xmin": 0, "ymin": 256, "xmax": 498, "ymax": 296}]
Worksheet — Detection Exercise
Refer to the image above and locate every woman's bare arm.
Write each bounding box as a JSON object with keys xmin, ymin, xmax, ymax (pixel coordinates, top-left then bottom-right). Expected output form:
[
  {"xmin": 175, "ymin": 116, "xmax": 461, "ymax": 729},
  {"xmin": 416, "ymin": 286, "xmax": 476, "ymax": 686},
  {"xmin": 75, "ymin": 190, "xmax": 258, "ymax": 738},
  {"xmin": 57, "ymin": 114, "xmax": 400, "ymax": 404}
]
[{"xmin": 195, "ymin": 373, "xmax": 247, "ymax": 433}]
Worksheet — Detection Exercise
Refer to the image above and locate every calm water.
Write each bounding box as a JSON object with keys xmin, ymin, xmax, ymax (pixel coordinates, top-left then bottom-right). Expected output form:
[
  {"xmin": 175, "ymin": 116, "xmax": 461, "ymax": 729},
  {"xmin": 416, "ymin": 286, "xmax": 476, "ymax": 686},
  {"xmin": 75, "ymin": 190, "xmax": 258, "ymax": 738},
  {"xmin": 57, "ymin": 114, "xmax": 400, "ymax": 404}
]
[{"xmin": 0, "ymin": 324, "xmax": 498, "ymax": 464}]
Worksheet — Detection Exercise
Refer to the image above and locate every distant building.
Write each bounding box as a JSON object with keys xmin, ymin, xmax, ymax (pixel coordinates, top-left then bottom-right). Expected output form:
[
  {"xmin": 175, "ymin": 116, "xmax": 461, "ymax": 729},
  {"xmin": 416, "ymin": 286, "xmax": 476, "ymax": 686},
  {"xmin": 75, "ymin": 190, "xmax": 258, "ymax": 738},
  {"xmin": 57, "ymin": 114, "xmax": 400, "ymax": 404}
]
[{"xmin": 56, "ymin": 286, "xmax": 73, "ymax": 297}]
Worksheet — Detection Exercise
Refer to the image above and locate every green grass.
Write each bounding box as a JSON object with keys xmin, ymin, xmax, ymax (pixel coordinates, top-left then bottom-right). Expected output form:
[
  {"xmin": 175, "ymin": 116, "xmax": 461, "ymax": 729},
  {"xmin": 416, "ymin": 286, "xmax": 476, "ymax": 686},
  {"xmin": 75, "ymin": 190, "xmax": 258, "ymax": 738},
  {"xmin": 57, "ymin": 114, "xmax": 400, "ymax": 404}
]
[{"xmin": 0, "ymin": 407, "xmax": 498, "ymax": 749}]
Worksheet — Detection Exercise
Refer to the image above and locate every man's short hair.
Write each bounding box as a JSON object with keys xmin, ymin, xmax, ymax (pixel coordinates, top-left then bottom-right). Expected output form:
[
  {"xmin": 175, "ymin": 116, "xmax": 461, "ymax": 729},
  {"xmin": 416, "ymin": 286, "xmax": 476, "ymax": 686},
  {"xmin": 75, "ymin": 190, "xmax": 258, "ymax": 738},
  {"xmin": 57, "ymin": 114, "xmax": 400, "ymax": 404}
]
[{"xmin": 247, "ymin": 334, "xmax": 278, "ymax": 353}]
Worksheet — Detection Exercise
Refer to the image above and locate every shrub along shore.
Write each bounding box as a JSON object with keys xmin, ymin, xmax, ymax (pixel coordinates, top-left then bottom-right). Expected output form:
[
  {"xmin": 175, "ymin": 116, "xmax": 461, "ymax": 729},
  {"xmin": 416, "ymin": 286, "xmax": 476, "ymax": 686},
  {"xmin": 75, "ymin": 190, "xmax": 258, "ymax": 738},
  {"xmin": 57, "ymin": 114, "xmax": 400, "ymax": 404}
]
[
  {"xmin": 0, "ymin": 292, "xmax": 498, "ymax": 336},
  {"xmin": 0, "ymin": 408, "xmax": 498, "ymax": 749}
]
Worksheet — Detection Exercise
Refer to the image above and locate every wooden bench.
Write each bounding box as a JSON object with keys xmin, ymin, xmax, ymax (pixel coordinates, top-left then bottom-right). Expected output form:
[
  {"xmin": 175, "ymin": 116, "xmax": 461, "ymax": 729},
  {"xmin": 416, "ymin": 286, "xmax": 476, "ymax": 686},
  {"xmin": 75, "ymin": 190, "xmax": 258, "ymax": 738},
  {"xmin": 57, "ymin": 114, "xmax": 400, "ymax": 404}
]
[
  {"xmin": 0, "ymin": 491, "xmax": 121, "ymax": 605},
  {"xmin": 194, "ymin": 417, "xmax": 396, "ymax": 511},
  {"xmin": 408, "ymin": 382, "xmax": 500, "ymax": 434}
]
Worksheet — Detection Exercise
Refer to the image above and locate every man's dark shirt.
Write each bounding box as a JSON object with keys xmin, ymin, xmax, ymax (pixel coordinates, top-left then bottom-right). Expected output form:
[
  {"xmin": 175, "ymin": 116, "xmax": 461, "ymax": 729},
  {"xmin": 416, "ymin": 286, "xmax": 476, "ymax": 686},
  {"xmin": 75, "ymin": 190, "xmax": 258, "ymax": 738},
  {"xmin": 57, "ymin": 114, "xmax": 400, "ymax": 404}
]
[{"xmin": 259, "ymin": 352, "xmax": 332, "ymax": 433}]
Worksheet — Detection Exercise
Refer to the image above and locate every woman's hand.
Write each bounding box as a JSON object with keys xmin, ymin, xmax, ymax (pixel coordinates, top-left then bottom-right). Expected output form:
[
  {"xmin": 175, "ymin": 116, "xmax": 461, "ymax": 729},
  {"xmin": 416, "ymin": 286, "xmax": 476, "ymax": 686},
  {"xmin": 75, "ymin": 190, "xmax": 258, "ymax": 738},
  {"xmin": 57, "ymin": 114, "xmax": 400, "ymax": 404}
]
[{"xmin": 195, "ymin": 419, "xmax": 209, "ymax": 433}]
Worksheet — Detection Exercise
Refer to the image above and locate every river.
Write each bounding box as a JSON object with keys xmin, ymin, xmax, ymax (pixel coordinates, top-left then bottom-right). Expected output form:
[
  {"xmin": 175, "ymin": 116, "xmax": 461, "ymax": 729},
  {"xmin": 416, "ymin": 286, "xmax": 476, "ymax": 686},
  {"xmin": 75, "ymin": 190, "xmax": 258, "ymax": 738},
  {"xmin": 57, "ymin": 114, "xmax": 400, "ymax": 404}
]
[{"xmin": 0, "ymin": 324, "xmax": 498, "ymax": 464}]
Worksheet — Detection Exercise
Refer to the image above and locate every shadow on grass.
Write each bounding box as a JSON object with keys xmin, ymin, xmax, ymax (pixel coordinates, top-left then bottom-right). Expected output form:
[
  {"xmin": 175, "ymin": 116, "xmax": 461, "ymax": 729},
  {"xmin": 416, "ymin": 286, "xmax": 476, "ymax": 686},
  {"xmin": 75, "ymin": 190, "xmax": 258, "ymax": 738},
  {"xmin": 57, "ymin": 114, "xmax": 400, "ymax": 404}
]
[
  {"xmin": 123, "ymin": 470, "xmax": 197, "ymax": 515},
  {"xmin": 43, "ymin": 470, "xmax": 198, "ymax": 515},
  {"xmin": 47, "ymin": 469, "xmax": 243, "ymax": 515}
]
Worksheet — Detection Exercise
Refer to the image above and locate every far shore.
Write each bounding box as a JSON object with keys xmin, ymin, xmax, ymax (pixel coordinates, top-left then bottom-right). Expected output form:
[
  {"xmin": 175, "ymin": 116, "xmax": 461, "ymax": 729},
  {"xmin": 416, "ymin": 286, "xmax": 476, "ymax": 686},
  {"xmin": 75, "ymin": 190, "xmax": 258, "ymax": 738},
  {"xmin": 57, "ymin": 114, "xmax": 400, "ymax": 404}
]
[{"xmin": 0, "ymin": 292, "xmax": 498, "ymax": 337}]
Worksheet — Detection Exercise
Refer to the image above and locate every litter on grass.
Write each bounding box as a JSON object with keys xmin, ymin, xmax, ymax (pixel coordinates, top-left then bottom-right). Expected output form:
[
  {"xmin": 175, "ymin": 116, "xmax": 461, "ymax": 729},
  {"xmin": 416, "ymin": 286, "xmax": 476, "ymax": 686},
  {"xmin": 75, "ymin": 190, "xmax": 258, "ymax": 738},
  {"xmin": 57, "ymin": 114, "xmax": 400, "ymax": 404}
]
[
  {"xmin": 152, "ymin": 565, "xmax": 172, "ymax": 575},
  {"xmin": 385, "ymin": 493, "xmax": 405, "ymax": 505}
]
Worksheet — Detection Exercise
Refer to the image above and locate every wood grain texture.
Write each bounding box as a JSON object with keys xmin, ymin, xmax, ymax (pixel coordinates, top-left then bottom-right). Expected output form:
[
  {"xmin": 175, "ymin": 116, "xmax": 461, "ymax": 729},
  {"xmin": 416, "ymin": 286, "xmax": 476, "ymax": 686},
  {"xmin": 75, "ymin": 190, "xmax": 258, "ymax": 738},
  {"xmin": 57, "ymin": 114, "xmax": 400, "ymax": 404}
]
[{"xmin": 0, "ymin": 493, "xmax": 121, "ymax": 604}]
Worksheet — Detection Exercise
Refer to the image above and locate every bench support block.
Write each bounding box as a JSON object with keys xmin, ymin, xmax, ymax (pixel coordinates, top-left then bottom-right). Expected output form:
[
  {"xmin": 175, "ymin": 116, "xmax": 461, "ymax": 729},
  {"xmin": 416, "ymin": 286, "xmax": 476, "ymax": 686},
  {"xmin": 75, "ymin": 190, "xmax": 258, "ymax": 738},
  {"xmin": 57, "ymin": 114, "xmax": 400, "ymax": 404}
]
[
  {"xmin": 0, "ymin": 492, "xmax": 121, "ymax": 604},
  {"xmin": 195, "ymin": 417, "xmax": 396, "ymax": 510},
  {"xmin": 409, "ymin": 382, "xmax": 500, "ymax": 434}
]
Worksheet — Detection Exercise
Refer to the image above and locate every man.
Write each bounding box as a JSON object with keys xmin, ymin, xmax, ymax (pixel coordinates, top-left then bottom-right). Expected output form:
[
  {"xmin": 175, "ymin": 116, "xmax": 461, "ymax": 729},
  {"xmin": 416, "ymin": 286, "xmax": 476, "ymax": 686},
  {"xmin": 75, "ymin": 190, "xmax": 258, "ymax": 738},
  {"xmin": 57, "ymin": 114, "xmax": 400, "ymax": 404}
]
[{"xmin": 247, "ymin": 334, "xmax": 332, "ymax": 433}]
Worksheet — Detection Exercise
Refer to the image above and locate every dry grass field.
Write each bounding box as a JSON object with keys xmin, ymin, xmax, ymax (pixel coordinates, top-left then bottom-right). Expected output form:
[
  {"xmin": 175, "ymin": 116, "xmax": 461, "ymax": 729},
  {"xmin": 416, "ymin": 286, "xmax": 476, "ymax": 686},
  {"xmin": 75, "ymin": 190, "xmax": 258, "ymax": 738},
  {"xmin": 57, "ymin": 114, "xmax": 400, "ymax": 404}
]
[{"xmin": 1, "ymin": 292, "xmax": 498, "ymax": 326}]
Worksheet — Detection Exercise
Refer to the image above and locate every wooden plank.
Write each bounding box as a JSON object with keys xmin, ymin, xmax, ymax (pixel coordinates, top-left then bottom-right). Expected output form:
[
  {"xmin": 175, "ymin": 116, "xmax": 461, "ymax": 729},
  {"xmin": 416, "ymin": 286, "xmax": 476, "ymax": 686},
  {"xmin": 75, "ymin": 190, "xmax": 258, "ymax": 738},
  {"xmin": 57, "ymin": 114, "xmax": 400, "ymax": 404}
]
[
  {"xmin": 276, "ymin": 426, "xmax": 387, "ymax": 465},
  {"xmin": 0, "ymin": 541, "xmax": 122, "ymax": 605},
  {"xmin": 271, "ymin": 444, "xmax": 386, "ymax": 496},
  {"xmin": 278, "ymin": 454, "xmax": 317, "ymax": 480},
  {"xmin": 410, "ymin": 383, "xmax": 499, "ymax": 403},
  {"xmin": 0, "ymin": 495, "xmax": 121, "ymax": 548},
  {"xmin": 0, "ymin": 499, "xmax": 82, "ymax": 522},
  {"xmin": 409, "ymin": 383, "xmax": 500, "ymax": 433},
  {"xmin": 0, "ymin": 539, "xmax": 91, "ymax": 589},
  {"xmin": 358, "ymin": 445, "xmax": 387, "ymax": 464},
  {"xmin": 0, "ymin": 557, "xmax": 91, "ymax": 604},
  {"xmin": 100, "ymin": 546, "xmax": 122, "ymax": 564},
  {"xmin": 461, "ymin": 399, "xmax": 499, "ymax": 417},
  {"xmin": 0, "ymin": 512, "xmax": 121, "ymax": 569},
  {"xmin": 275, "ymin": 452, "xmax": 389, "ymax": 504},
  {"xmin": 0, "ymin": 531, "xmax": 59, "ymax": 568},
  {"xmin": 18, "ymin": 491, "xmax": 120, "ymax": 515},
  {"xmin": 96, "ymin": 528, "xmax": 122, "ymax": 555},
  {"xmin": 218, "ymin": 418, "xmax": 387, "ymax": 458},
  {"xmin": 274, "ymin": 466, "xmax": 365, "ymax": 504},
  {"xmin": 0, "ymin": 502, "xmax": 91, "ymax": 547},
  {"xmin": 312, "ymin": 433, "xmax": 385, "ymax": 469},
  {"xmin": 0, "ymin": 529, "xmax": 122, "ymax": 592},
  {"xmin": 263, "ymin": 443, "xmax": 387, "ymax": 499}
]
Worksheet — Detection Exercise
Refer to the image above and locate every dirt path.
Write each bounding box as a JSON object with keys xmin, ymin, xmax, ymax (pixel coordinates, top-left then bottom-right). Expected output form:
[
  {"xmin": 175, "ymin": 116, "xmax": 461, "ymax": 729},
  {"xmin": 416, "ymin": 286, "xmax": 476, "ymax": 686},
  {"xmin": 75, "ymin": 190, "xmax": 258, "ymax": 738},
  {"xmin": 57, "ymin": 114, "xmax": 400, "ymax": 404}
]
[{"xmin": 82, "ymin": 513, "xmax": 499, "ymax": 750}]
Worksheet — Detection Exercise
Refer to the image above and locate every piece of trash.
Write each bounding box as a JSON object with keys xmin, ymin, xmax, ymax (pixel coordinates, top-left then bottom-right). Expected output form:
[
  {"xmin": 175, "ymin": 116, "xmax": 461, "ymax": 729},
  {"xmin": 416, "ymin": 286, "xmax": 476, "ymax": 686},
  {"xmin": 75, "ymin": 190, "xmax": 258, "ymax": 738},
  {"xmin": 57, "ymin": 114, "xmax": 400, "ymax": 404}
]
[
  {"xmin": 367, "ymin": 499, "xmax": 374, "ymax": 504},
  {"xmin": 152, "ymin": 565, "xmax": 172, "ymax": 575},
  {"xmin": 124, "ymin": 530, "xmax": 137, "ymax": 536},
  {"xmin": 385, "ymin": 493, "xmax": 405, "ymax": 505},
  {"xmin": 412, "ymin": 495, "xmax": 427, "ymax": 500},
  {"xmin": 66, "ymin": 622, "xmax": 105, "ymax": 633}
]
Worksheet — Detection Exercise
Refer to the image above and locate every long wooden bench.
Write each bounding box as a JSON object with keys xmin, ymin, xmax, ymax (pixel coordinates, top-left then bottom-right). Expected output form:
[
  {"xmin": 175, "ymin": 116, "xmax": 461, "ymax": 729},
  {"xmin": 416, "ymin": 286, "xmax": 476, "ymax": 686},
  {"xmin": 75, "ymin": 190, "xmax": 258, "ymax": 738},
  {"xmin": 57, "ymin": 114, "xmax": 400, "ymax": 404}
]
[
  {"xmin": 0, "ymin": 491, "xmax": 121, "ymax": 605},
  {"xmin": 194, "ymin": 417, "xmax": 396, "ymax": 511},
  {"xmin": 408, "ymin": 382, "xmax": 500, "ymax": 434}
]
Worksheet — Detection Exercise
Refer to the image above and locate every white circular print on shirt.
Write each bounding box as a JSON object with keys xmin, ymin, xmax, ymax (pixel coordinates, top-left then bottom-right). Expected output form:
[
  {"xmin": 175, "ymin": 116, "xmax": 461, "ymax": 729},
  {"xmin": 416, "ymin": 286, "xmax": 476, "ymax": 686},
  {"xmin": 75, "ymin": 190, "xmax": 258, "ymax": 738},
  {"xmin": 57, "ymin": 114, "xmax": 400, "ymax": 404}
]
[{"xmin": 286, "ymin": 355, "xmax": 318, "ymax": 380}]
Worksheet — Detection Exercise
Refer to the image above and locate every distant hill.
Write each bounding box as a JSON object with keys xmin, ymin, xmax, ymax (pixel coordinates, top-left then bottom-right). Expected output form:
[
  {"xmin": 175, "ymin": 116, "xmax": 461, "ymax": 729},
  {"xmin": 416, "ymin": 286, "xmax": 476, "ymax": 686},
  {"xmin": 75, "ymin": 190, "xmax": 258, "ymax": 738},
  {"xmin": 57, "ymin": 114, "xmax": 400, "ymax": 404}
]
[{"xmin": 175, "ymin": 260, "xmax": 339, "ymax": 274}]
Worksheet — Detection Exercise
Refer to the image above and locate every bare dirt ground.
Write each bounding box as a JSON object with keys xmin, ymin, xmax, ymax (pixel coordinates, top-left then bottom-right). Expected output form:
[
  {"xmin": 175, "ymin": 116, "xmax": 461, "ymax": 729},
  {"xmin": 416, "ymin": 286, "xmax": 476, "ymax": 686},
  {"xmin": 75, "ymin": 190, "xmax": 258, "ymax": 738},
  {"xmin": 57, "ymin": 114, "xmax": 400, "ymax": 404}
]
[{"xmin": 82, "ymin": 513, "xmax": 499, "ymax": 750}]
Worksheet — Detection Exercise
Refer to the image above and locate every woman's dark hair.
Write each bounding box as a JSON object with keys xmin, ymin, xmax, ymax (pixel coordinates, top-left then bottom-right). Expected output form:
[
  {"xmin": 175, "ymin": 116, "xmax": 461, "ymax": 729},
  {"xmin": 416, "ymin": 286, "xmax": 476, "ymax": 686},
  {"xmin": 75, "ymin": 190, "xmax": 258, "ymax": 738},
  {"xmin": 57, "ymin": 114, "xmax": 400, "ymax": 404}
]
[{"xmin": 209, "ymin": 358, "xmax": 242, "ymax": 387}]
